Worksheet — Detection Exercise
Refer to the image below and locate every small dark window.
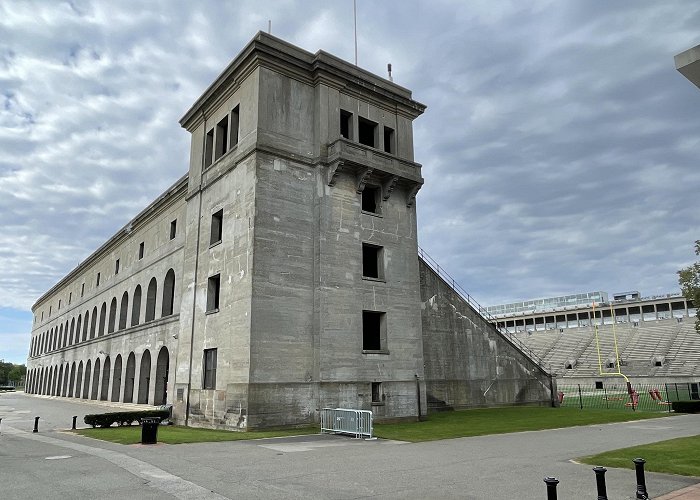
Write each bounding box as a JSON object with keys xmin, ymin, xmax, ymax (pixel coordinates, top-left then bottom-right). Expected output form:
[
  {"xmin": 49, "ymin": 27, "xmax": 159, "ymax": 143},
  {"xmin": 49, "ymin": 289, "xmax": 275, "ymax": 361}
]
[
  {"xmin": 115, "ymin": 259, "xmax": 120, "ymax": 275},
  {"xmin": 96, "ymin": 272, "xmax": 101, "ymax": 287},
  {"xmin": 215, "ymin": 116, "xmax": 228, "ymax": 160},
  {"xmin": 203, "ymin": 348, "xmax": 217, "ymax": 389},
  {"xmin": 358, "ymin": 117, "xmax": 377, "ymax": 148},
  {"xmin": 362, "ymin": 185, "xmax": 380, "ymax": 213},
  {"xmin": 207, "ymin": 274, "xmax": 221, "ymax": 312},
  {"xmin": 362, "ymin": 310, "xmax": 386, "ymax": 351},
  {"xmin": 595, "ymin": 381, "xmax": 604, "ymax": 390},
  {"xmin": 204, "ymin": 128, "xmax": 214, "ymax": 168},
  {"xmin": 170, "ymin": 219, "xmax": 177, "ymax": 240},
  {"xmin": 210, "ymin": 209, "xmax": 223, "ymax": 246},
  {"xmin": 81, "ymin": 283, "xmax": 85, "ymax": 297},
  {"xmin": 69, "ymin": 292, "xmax": 72, "ymax": 304},
  {"xmin": 371, "ymin": 382, "xmax": 383, "ymax": 404},
  {"xmin": 362, "ymin": 243, "xmax": 383, "ymax": 279},
  {"xmin": 139, "ymin": 242, "xmax": 145, "ymax": 260},
  {"xmin": 654, "ymin": 360, "xmax": 662, "ymax": 367},
  {"xmin": 49, "ymin": 306, "xmax": 52, "ymax": 316},
  {"xmin": 606, "ymin": 362, "xmax": 615, "ymax": 369},
  {"xmin": 383, "ymin": 126, "xmax": 394, "ymax": 154},
  {"xmin": 230, "ymin": 105, "xmax": 240, "ymax": 148},
  {"xmin": 58, "ymin": 299, "xmax": 61, "ymax": 310},
  {"xmin": 340, "ymin": 109, "xmax": 353, "ymax": 139}
]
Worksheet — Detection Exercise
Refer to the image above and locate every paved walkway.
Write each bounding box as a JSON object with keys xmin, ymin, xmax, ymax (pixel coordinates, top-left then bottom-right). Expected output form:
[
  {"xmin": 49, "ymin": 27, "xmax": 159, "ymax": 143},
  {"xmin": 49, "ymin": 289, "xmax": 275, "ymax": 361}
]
[{"xmin": 1, "ymin": 392, "xmax": 699, "ymax": 499}]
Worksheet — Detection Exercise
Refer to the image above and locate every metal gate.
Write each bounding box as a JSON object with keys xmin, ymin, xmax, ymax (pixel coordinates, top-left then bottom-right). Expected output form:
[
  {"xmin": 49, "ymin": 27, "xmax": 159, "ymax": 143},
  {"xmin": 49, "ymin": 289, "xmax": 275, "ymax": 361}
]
[{"xmin": 320, "ymin": 408, "xmax": 373, "ymax": 439}]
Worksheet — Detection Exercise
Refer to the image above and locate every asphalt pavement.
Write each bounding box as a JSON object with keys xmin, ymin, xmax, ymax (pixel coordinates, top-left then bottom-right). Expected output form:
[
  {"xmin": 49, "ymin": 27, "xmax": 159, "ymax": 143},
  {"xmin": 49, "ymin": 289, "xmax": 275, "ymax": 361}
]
[{"xmin": 1, "ymin": 392, "xmax": 699, "ymax": 499}]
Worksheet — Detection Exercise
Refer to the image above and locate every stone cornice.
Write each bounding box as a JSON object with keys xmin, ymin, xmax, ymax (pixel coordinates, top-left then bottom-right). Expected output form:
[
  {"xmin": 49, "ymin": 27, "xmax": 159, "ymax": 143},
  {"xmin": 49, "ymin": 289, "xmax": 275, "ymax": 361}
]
[{"xmin": 180, "ymin": 32, "xmax": 426, "ymax": 131}]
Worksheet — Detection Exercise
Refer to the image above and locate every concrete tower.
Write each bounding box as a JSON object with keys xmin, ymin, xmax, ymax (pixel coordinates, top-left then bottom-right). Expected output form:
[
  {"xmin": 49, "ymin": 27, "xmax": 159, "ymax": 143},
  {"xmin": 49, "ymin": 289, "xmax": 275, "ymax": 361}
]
[{"xmin": 174, "ymin": 33, "xmax": 427, "ymax": 429}]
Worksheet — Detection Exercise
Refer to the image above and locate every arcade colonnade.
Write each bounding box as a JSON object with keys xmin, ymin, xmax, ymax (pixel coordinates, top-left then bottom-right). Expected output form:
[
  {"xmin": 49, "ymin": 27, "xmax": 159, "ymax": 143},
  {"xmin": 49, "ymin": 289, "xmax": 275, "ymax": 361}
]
[{"xmin": 24, "ymin": 346, "xmax": 170, "ymax": 406}]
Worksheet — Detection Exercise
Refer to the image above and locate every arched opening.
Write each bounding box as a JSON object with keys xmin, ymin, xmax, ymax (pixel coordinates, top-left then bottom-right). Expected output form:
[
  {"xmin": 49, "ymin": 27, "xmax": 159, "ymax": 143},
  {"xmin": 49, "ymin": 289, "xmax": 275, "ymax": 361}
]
[
  {"xmin": 76, "ymin": 315, "xmax": 82, "ymax": 344},
  {"xmin": 64, "ymin": 320, "xmax": 69, "ymax": 347},
  {"xmin": 82, "ymin": 360, "xmax": 91, "ymax": 399},
  {"xmin": 91, "ymin": 358, "xmax": 101, "ymax": 400},
  {"xmin": 38, "ymin": 368, "xmax": 43, "ymax": 394},
  {"xmin": 42, "ymin": 367, "xmax": 48, "ymax": 394},
  {"xmin": 98, "ymin": 302, "xmax": 107, "ymax": 337},
  {"xmin": 49, "ymin": 328, "xmax": 54, "ymax": 351},
  {"xmin": 57, "ymin": 365, "xmax": 64, "ymax": 397},
  {"xmin": 162, "ymin": 269, "xmax": 175, "ymax": 316},
  {"xmin": 69, "ymin": 362, "xmax": 76, "ymax": 397},
  {"xmin": 100, "ymin": 356, "xmax": 110, "ymax": 400},
  {"xmin": 154, "ymin": 346, "xmax": 169, "ymax": 405},
  {"xmin": 90, "ymin": 307, "xmax": 97, "ymax": 339},
  {"xmin": 137, "ymin": 349, "xmax": 151, "ymax": 404},
  {"xmin": 51, "ymin": 365, "xmax": 58, "ymax": 395},
  {"xmin": 124, "ymin": 352, "xmax": 136, "ymax": 403},
  {"xmin": 145, "ymin": 278, "xmax": 157, "ymax": 322},
  {"xmin": 58, "ymin": 324, "xmax": 63, "ymax": 349},
  {"xmin": 108, "ymin": 298, "xmax": 117, "ymax": 333},
  {"xmin": 119, "ymin": 292, "xmax": 129, "ymax": 330},
  {"xmin": 62, "ymin": 363, "xmax": 69, "ymax": 396},
  {"xmin": 82, "ymin": 311, "xmax": 89, "ymax": 341},
  {"xmin": 111, "ymin": 354, "xmax": 122, "ymax": 402},
  {"xmin": 69, "ymin": 318, "xmax": 75, "ymax": 345},
  {"xmin": 75, "ymin": 361, "xmax": 84, "ymax": 399},
  {"xmin": 131, "ymin": 286, "xmax": 142, "ymax": 326}
]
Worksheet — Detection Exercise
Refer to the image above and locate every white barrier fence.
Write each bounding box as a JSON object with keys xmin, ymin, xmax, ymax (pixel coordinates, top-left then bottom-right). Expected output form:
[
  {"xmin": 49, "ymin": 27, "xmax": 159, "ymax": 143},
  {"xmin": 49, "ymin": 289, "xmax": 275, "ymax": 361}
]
[{"xmin": 320, "ymin": 408, "xmax": 373, "ymax": 439}]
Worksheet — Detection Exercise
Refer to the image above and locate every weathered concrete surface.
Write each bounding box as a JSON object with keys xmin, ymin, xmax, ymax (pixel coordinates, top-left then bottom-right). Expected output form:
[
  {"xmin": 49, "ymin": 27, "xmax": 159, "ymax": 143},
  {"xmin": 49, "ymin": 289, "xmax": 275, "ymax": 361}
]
[{"xmin": 420, "ymin": 260, "xmax": 553, "ymax": 410}]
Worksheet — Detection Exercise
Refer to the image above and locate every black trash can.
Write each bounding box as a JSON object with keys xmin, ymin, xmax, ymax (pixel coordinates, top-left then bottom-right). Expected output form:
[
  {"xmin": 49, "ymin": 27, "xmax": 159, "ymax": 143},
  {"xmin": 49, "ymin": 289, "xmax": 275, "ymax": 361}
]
[{"xmin": 141, "ymin": 418, "xmax": 160, "ymax": 444}]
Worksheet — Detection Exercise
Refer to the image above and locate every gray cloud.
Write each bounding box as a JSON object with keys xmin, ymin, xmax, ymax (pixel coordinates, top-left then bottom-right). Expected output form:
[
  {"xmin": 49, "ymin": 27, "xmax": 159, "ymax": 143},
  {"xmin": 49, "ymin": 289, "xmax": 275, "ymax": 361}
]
[{"xmin": 0, "ymin": 1, "xmax": 698, "ymax": 348}]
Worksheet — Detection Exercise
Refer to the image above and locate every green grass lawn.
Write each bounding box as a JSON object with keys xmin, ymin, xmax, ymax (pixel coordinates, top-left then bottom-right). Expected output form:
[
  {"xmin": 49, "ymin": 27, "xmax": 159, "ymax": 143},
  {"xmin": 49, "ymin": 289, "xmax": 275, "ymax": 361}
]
[
  {"xmin": 74, "ymin": 406, "xmax": 673, "ymax": 445},
  {"xmin": 579, "ymin": 435, "xmax": 700, "ymax": 477},
  {"xmin": 373, "ymin": 406, "xmax": 672, "ymax": 442},
  {"xmin": 74, "ymin": 424, "xmax": 319, "ymax": 445}
]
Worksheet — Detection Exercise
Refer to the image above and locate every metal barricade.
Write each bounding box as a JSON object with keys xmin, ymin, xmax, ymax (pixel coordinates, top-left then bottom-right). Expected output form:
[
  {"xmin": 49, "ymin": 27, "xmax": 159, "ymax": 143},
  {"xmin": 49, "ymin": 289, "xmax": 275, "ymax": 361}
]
[{"xmin": 320, "ymin": 408, "xmax": 373, "ymax": 439}]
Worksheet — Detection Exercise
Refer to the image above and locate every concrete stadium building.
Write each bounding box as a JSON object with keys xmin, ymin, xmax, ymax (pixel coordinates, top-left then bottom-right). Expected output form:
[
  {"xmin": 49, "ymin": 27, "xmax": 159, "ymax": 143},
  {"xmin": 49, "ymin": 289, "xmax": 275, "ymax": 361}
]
[{"xmin": 24, "ymin": 33, "xmax": 552, "ymax": 429}]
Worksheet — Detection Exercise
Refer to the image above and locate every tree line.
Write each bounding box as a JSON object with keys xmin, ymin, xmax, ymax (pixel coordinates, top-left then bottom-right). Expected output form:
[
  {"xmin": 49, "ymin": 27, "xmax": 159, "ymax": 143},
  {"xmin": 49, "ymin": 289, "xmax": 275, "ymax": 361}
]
[{"xmin": 0, "ymin": 361, "xmax": 26, "ymax": 386}]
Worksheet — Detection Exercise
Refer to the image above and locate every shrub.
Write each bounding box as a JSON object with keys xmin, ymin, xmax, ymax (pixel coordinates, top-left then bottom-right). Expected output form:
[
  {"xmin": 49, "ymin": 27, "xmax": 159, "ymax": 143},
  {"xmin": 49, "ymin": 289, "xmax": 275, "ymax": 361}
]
[
  {"xmin": 671, "ymin": 401, "xmax": 700, "ymax": 414},
  {"xmin": 84, "ymin": 410, "xmax": 170, "ymax": 428}
]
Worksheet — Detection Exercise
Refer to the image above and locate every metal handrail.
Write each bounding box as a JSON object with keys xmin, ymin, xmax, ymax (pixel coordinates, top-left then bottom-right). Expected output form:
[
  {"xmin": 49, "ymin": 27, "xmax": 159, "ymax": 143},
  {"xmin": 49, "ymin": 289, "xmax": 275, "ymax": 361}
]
[{"xmin": 418, "ymin": 246, "xmax": 547, "ymax": 369}]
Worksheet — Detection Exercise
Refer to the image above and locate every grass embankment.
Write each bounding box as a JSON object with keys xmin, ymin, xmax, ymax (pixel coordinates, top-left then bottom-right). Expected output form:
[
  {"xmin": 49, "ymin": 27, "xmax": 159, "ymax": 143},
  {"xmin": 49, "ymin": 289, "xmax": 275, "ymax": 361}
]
[
  {"xmin": 580, "ymin": 435, "xmax": 700, "ymax": 477},
  {"xmin": 75, "ymin": 406, "xmax": 672, "ymax": 445},
  {"xmin": 373, "ymin": 406, "xmax": 670, "ymax": 442},
  {"xmin": 75, "ymin": 424, "xmax": 318, "ymax": 445}
]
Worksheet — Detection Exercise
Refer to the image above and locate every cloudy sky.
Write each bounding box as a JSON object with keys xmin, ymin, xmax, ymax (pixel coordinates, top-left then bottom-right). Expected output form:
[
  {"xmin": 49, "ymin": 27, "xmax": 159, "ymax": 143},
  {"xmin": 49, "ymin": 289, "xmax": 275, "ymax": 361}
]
[{"xmin": 1, "ymin": 1, "xmax": 699, "ymax": 364}]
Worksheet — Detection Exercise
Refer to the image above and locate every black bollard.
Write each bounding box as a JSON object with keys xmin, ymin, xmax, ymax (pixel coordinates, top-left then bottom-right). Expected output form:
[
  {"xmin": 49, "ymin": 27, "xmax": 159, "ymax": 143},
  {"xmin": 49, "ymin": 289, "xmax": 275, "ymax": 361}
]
[
  {"xmin": 543, "ymin": 476, "xmax": 559, "ymax": 500},
  {"xmin": 33, "ymin": 416, "xmax": 40, "ymax": 433},
  {"xmin": 593, "ymin": 466, "xmax": 608, "ymax": 500},
  {"xmin": 72, "ymin": 416, "xmax": 77, "ymax": 430},
  {"xmin": 633, "ymin": 458, "xmax": 649, "ymax": 499}
]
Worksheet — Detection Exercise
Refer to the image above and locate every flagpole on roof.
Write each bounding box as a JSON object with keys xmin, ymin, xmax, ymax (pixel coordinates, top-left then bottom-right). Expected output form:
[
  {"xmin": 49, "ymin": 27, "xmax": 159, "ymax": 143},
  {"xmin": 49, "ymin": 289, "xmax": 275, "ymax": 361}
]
[{"xmin": 354, "ymin": 0, "xmax": 358, "ymax": 65}]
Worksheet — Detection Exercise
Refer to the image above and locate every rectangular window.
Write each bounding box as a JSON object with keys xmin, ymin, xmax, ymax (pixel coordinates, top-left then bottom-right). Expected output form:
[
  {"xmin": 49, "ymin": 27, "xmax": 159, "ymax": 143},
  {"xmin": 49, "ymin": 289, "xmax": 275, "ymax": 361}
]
[
  {"xmin": 340, "ymin": 109, "xmax": 353, "ymax": 139},
  {"xmin": 81, "ymin": 283, "xmax": 85, "ymax": 297},
  {"xmin": 362, "ymin": 310, "xmax": 386, "ymax": 351},
  {"xmin": 139, "ymin": 242, "xmax": 145, "ymax": 259},
  {"xmin": 215, "ymin": 115, "xmax": 228, "ymax": 160},
  {"xmin": 358, "ymin": 116, "xmax": 377, "ymax": 148},
  {"xmin": 383, "ymin": 126, "xmax": 395, "ymax": 154},
  {"xmin": 210, "ymin": 209, "xmax": 223, "ymax": 246},
  {"xmin": 41, "ymin": 311, "xmax": 44, "ymax": 320},
  {"xmin": 203, "ymin": 348, "xmax": 217, "ymax": 389},
  {"xmin": 204, "ymin": 128, "xmax": 214, "ymax": 168},
  {"xmin": 371, "ymin": 382, "xmax": 383, "ymax": 404},
  {"xmin": 230, "ymin": 105, "xmax": 240, "ymax": 148},
  {"xmin": 170, "ymin": 219, "xmax": 177, "ymax": 240},
  {"xmin": 115, "ymin": 259, "xmax": 120, "ymax": 274},
  {"xmin": 69, "ymin": 292, "xmax": 72, "ymax": 304},
  {"xmin": 207, "ymin": 274, "xmax": 221, "ymax": 312},
  {"xmin": 49, "ymin": 306, "xmax": 51, "ymax": 316},
  {"xmin": 96, "ymin": 272, "xmax": 100, "ymax": 287},
  {"xmin": 362, "ymin": 243, "xmax": 383, "ymax": 279},
  {"xmin": 361, "ymin": 185, "xmax": 380, "ymax": 213},
  {"xmin": 58, "ymin": 299, "xmax": 61, "ymax": 310}
]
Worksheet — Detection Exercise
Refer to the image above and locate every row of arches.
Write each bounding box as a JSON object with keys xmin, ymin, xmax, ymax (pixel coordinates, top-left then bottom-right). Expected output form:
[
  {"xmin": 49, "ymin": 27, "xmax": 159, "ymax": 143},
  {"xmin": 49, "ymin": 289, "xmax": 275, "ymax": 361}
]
[
  {"xmin": 25, "ymin": 347, "xmax": 170, "ymax": 406},
  {"xmin": 31, "ymin": 270, "xmax": 176, "ymax": 357}
]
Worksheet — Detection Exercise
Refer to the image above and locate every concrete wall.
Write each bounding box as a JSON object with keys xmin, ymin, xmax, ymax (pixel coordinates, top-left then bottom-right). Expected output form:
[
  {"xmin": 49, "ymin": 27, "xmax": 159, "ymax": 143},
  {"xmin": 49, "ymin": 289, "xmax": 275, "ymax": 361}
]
[{"xmin": 420, "ymin": 260, "xmax": 553, "ymax": 410}]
